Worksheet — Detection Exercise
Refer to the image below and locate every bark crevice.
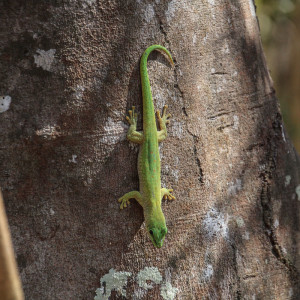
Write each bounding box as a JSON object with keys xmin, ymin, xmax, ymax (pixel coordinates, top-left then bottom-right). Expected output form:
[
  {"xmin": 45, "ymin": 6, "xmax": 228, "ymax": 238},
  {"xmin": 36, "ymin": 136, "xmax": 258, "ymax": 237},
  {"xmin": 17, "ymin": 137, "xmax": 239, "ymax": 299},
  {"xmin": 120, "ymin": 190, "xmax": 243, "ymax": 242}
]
[
  {"xmin": 231, "ymin": 244, "xmax": 242, "ymax": 300},
  {"xmin": 260, "ymin": 180, "xmax": 299, "ymax": 278},
  {"xmin": 158, "ymin": 20, "xmax": 185, "ymax": 103},
  {"xmin": 193, "ymin": 136, "xmax": 204, "ymax": 185},
  {"xmin": 260, "ymin": 113, "xmax": 299, "ymax": 279}
]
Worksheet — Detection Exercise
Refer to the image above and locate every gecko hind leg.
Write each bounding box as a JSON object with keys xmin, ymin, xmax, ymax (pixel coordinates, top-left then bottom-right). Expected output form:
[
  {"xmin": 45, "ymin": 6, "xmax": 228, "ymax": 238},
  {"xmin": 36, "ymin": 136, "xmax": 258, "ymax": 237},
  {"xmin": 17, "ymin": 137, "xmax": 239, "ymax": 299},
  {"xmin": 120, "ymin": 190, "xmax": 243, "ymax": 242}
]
[
  {"xmin": 126, "ymin": 106, "xmax": 144, "ymax": 144},
  {"xmin": 161, "ymin": 188, "xmax": 175, "ymax": 201},
  {"xmin": 118, "ymin": 191, "xmax": 143, "ymax": 209}
]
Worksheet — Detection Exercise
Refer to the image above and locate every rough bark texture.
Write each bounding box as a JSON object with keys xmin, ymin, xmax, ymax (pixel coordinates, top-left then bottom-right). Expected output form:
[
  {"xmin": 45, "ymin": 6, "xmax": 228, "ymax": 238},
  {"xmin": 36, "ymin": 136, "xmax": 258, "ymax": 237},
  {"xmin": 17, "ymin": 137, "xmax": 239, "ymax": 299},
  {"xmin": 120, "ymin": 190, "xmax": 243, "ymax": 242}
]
[{"xmin": 0, "ymin": 0, "xmax": 299, "ymax": 299}]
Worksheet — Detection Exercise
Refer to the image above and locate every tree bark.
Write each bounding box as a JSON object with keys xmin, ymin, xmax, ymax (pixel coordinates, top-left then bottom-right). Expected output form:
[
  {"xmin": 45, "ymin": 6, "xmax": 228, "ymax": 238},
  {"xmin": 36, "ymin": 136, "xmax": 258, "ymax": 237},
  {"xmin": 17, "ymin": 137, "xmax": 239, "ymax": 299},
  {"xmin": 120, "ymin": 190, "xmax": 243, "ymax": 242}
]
[{"xmin": 0, "ymin": 0, "xmax": 299, "ymax": 299}]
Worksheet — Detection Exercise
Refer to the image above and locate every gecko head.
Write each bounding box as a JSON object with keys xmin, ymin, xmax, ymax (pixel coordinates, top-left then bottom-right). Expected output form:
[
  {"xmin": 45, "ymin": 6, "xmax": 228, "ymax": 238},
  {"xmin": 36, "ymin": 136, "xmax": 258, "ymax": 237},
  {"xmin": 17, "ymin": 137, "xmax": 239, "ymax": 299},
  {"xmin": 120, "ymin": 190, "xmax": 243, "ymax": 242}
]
[{"xmin": 147, "ymin": 225, "xmax": 168, "ymax": 248}]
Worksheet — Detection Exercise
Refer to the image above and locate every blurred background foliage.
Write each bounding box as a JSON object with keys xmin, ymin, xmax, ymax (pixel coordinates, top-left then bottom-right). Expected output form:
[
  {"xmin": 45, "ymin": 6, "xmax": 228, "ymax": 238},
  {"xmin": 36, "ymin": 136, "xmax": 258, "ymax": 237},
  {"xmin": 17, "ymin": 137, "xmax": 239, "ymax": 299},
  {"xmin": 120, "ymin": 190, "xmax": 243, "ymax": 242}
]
[{"xmin": 256, "ymin": 0, "xmax": 300, "ymax": 152}]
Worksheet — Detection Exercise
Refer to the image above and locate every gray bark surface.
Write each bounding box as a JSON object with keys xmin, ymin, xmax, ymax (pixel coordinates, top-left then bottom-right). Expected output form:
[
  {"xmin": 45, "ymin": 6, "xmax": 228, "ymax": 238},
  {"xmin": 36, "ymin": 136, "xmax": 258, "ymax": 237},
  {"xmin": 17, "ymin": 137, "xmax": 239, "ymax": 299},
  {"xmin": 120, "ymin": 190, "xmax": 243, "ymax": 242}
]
[{"xmin": 0, "ymin": 0, "xmax": 299, "ymax": 299}]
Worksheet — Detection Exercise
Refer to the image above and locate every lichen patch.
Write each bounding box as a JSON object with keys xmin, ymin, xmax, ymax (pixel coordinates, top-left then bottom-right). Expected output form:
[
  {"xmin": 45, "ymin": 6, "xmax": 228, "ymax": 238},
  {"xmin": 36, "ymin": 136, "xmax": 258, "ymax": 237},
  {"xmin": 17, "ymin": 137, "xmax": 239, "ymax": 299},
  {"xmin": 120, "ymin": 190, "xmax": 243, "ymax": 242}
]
[
  {"xmin": 160, "ymin": 282, "xmax": 178, "ymax": 300},
  {"xmin": 0, "ymin": 95, "xmax": 11, "ymax": 113},
  {"xmin": 34, "ymin": 49, "xmax": 56, "ymax": 71},
  {"xmin": 94, "ymin": 269, "xmax": 132, "ymax": 300},
  {"xmin": 285, "ymin": 175, "xmax": 291, "ymax": 187},
  {"xmin": 203, "ymin": 207, "xmax": 229, "ymax": 240},
  {"xmin": 136, "ymin": 267, "xmax": 163, "ymax": 289},
  {"xmin": 295, "ymin": 185, "xmax": 300, "ymax": 201}
]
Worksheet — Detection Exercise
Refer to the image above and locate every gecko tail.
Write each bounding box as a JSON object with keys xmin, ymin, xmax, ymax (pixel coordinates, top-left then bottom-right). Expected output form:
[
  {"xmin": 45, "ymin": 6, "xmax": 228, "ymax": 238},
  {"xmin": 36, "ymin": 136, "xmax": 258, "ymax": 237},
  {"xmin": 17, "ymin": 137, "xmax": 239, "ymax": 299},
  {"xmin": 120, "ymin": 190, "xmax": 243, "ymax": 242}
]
[
  {"xmin": 140, "ymin": 45, "xmax": 173, "ymax": 121},
  {"xmin": 141, "ymin": 45, "xmax": 174, "ymax": 67}
]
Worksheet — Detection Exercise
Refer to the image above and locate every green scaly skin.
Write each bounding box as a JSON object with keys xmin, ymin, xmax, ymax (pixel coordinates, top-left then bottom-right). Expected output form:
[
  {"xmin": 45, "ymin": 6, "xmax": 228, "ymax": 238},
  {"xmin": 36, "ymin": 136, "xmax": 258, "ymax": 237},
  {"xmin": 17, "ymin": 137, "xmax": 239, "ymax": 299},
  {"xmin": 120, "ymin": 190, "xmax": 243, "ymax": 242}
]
[{"xmin": 118, "ymin": 45, "xmax": 175, "ymax": 248}]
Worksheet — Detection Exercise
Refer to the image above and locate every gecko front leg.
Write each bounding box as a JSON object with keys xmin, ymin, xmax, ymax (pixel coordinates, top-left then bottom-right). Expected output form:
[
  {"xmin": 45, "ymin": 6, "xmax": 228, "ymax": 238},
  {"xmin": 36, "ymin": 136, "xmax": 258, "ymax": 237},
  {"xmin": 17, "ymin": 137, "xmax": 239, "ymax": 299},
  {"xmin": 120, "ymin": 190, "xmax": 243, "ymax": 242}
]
[
  {"xmin": 157, "ymin": 105, "xmax": 172, "ymax": 143},
  {"xmin": 161, "ymin": 188, "xmax": 175, "ymax": 201},
  {"xmin": 118, "ymin": 191, "xmax": 143, "ymax": 209},
  {"xmin": 126, "ymin": 106, "xmax": 144, "ymax": 144}
]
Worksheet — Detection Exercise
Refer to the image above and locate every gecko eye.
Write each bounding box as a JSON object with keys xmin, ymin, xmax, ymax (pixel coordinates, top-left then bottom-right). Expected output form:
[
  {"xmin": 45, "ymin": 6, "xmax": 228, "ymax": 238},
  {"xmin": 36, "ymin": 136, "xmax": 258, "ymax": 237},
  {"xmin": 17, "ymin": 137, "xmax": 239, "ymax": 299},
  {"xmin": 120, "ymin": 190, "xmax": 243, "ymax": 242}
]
[{"xmin": 149, "ymin": 230, "xmax": 154, "ymax": 235}]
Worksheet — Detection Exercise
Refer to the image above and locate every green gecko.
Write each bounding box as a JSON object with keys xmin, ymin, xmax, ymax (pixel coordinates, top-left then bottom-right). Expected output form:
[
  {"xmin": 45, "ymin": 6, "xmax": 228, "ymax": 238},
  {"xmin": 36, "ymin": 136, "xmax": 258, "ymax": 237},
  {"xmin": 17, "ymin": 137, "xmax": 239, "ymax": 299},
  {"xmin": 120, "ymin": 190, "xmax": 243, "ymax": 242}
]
[{"xmin": 118, "ymin": 45, "xmax": 175, "ymax": 248}]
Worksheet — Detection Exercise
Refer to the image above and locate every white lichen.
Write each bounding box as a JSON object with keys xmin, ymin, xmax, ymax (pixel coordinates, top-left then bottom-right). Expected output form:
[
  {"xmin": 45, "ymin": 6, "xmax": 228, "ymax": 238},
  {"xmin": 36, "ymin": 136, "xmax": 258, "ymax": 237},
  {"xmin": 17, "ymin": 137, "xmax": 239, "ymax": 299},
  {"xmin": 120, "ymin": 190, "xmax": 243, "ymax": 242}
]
[
  {"xmin": 274, "ymin": 219, "xmax": 279, "ymax": 228},
  {"xmin": 216, "ymin": 86, "xmax": 223, "ymax": 93},
  {"xmin": 152, "ymin": 88, "xmax": 165, "ymax": 109},
  {"xmin": 285, "ymin": 175, "xmax": 291, "ymax": 187},
  {"xmin": 69, "ymin": 155, "xmax": 77, "ymax": 164},
  {"xmin": 235, "ymin": 216, "xmax": 245, "ymax": 228},
  {"xmin": 94, "ymin": 267, "xmax": 179, "ymax": 299},
  {"xmin": 160, "ymin": 282, "xmax": 178, "ymax": 300},
  {"xmin": 133, "ymin": 287, "xmax": 147, "ymax": 299},
  {"xmin": 208, "ymin": 0, "xmax": 215, "ymax": 5},
  {"xmin": 144, "ymin": 4, "xmax": 155, "ymax": 23},
  {"xmin": 73, "ymin": 85, "xmax": 85, "ymax": 101},
  {"xmin": 233, "ymin": 115, "xmax": 239, "ymax": 129},
  {"xmin": 227, "ymin": 179, "xmax": 242, "ymax": 196},
  {"xmin": 165, "ymin": 0, "xmax": 187, "ymax": 23},
  {"xmin": 0, "ymin": 95, "xmax": 11, "ymax": 113},
  {"xmin": 295, "ymin": 185, "xmax": 300, "ymax": 201},
  {"xmin": 35, "ymin": 124, "xmax": 61, "ymax": 139},
  {"xmin": 203, "ymin": 207, "xmax": 229, "ymax": 240},
  {"xmin": 136, "ymin": 267, "xmax": 162, "ymax": 289},
  {"xmin": 170, "ymin": 169, "xmax": 179, "ymax": 183},
  {"xmin": 192, "ymin": 34, "xmax": 197, "ymax": 45},
  {"xmin": 100, "ymin": 117, "xmax": 127, "ymax": 145},
  {"xmin": 34, "ymin": 49, "xmax": 56, "ymax": 71},
  {"xmin": 94, "ymin": 269, "xmax": 132, "ymax": 300},
  {"xmin": 242, "ymin": 231, "xmax": 250, "ymax": 240},
  {"xmin": 202, "ymin": 264, "xmax": 214, "ymax": 281},
  {"xmin": 165, "ymin": 0, "xmax": 177, "ymax": 23},
  {"xmin": 82, "ymin": 0, "xmax": 96, "ymax": 7},
  {"xmin": 222, "ymin": 42, "xmax": 230, "ymax": 54},
  {"xmin": 169, "ymin": 120, "xmax": 183, "ymax": 138}
]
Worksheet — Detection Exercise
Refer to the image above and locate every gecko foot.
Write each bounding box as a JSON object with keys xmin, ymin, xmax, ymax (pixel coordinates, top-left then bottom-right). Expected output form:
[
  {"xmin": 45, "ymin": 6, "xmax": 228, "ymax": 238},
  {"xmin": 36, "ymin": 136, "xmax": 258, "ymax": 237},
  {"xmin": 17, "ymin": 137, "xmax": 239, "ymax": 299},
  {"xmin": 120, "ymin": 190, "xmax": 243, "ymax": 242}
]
[
  {"xmin": 126, "ymin": 106, "xmax": 138, "ymax": 126},
  {"xmin": 118, "ymin": 191, "xmax": 142, "ymax": 209},
  {"xmin": 118, "ymin": 196, "xmax": 131, "ymax": 209},
  {"xmin": 162, "ymin": 188, "xmax": 176, "ymax": 201},
  {"xmin": 156, "ymin": 105, "xmax": 172, "ymax": 127}
]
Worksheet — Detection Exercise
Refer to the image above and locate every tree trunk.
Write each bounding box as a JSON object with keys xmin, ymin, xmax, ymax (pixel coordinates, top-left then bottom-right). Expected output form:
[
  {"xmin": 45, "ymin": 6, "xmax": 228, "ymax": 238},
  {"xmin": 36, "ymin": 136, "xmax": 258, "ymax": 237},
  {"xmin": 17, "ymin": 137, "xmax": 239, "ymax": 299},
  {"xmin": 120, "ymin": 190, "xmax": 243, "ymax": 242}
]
[{"xmin": 0, "ymin": 1, "xmax": 299, "ymax": 299}]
